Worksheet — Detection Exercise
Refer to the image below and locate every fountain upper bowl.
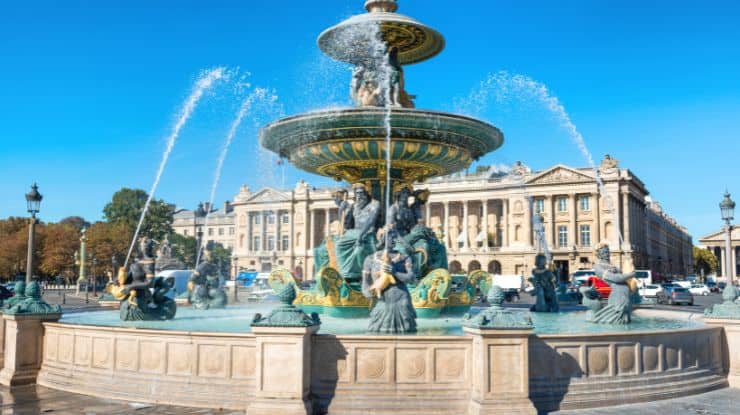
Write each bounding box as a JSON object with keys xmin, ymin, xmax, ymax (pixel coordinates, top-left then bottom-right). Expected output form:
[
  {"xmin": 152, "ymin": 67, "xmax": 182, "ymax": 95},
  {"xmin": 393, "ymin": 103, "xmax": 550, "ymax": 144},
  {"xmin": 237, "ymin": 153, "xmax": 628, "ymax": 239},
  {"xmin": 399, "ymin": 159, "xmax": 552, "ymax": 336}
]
[{"xmin": 259, "ymin": 107, "xmax": 503, "ymax": 184}]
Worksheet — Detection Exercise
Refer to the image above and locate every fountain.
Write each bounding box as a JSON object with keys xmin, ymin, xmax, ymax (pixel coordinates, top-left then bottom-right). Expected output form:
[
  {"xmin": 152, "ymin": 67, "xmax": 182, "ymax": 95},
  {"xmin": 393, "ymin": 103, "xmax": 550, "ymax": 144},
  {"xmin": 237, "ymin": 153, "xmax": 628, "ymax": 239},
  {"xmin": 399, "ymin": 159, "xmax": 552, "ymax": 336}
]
[{"xmin": 23, "ymin": 1, "xmax": 733, "ymax": 413}]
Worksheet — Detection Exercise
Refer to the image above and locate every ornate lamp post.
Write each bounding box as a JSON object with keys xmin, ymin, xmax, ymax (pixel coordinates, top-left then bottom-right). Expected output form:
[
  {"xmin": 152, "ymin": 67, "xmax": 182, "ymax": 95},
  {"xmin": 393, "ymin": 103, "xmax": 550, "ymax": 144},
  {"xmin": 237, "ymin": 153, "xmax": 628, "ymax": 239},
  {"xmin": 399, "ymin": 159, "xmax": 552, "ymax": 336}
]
[
  {"xmin": 24, "ymin": 183, "xmax": 43, "ymax": 284},
  {"xmin": 720, "ymin": 191, "xmax": 735, "ymax": 284},
  {"xmin": 111, "ymin": 255, "xmax": 117, "ymax": 283}
]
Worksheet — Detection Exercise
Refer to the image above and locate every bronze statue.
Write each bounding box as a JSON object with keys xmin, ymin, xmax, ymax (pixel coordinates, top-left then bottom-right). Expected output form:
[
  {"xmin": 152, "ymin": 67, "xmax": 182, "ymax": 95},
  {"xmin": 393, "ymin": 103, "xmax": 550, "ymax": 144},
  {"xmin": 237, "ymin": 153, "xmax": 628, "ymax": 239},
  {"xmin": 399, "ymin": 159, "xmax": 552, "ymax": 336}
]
[
  {"xmin": 529, "ymin": 254, "xmax": 559, "ymax": 312},
  {"xmin": 108, "ymin": 262, "xmax": 176, "ymax": 321},
  {"xmin": 188, "ymin": 249, "xmax": 227, "ymax": 309},
  {"xmin": 590, "ymin": 243, "xmax": 637, "ymax": 324}
]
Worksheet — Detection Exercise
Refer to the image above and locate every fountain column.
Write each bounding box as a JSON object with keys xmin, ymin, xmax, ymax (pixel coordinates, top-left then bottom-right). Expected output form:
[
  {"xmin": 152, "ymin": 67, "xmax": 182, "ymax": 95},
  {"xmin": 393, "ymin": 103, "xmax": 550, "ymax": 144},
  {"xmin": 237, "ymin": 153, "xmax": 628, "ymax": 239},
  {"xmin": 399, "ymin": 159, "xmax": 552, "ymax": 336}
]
[{"xmin": 482, "ymin": 200, "xmax": 489, "ymax": 251}]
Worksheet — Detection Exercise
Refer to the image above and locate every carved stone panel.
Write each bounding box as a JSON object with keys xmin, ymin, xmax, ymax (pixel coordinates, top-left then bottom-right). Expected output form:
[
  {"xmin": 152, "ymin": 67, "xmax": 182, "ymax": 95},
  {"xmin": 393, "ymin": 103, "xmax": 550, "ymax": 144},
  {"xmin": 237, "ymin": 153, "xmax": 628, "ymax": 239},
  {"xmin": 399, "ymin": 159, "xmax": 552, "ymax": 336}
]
[
  {"xmin": 586, "ymin": 346, "xmax": 611, "ymax": 377},
  {"xmin": 554, "ymin": 346, "xmax": 582, "ymax": 379},
  {"xmin": 355, "ymin": 347, "xmax": 391, "ymax": 384},
  {"xmin": 232, "ymin": 345, "xmax": 256, "ymax": 379},
  {"xmin": 166, "ymin": 343, "xmax": 193, "ymax": 376},
  {"xmin": 395, "ymin": 348, "xmax": 427, "ymax": 383},
  {"xmin": 115, "ymin": 338, "xmax": 138, "ymax": 371},
  {"xmin": 198, "ymin": 344, "xmax": 229, "ymax": 378},
  {"xmin": 434, "ymin": 347, "xmax": 466, "ymax": 383},
  {"xmin": 642, "ymin": 345, "xmax": 660, "ymax": 373},
  {"xmin": 44, "ymin": 332, "xmax": 58, "ymax": 362},
  {"xmin": 616, "ymin": 344, "xmax": 636, "ymax": 375},
  {"xmin": 665, "ymin": 346, "xmax": 679, "ymax": 371},
  {"xmin": 261, "ymin": 342, "xmax": 299, "ymax": 394},
  {"xmin": 139, "ymin": 341, "xmax": 166, "ymax": 374},
  {"xmin": 58, "ymin": 333, "xmax": 74, "ymax": 364},
  {"xmin": 74, "ymin": 336, "xmax": 91, "ymax": 366},
  {"xmin": 91, "ymin": 337, "xmax": 113, "ymax": 369},
  {"xmin": 489, "ymin": 343, "xmax": 523, "ymax": 394}
]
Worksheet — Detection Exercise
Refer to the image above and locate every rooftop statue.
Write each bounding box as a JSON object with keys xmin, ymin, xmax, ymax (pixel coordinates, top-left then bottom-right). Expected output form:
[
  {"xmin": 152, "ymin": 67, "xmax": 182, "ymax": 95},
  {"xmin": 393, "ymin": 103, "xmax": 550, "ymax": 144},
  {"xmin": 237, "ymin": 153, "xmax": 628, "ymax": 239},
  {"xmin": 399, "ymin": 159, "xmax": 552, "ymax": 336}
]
[
  {"xmin": 589, "ymin": 243, "xmax": 637, "ymax": 324},
  {"xmin": 529, "ymin": 254, "xmax": 559, "ymax": 313}
]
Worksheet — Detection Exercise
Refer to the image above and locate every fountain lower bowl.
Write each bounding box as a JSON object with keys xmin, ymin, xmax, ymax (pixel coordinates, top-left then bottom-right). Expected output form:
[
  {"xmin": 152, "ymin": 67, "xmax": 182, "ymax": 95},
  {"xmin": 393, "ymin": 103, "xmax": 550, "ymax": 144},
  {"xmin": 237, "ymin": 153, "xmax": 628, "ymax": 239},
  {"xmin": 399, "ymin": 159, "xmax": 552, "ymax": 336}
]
[{"xmin": 259, "ymin": 107, "xmax": 503, "ymax": 185}]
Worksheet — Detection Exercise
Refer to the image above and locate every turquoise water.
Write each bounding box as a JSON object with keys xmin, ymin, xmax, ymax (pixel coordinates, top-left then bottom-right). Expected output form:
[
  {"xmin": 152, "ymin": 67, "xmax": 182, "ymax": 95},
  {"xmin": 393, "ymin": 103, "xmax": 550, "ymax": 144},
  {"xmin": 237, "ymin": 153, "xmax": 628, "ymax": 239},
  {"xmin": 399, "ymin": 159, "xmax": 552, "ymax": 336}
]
[{"xmin": 59, "ymin": 303, "xmax": 703, "ymax": 336}]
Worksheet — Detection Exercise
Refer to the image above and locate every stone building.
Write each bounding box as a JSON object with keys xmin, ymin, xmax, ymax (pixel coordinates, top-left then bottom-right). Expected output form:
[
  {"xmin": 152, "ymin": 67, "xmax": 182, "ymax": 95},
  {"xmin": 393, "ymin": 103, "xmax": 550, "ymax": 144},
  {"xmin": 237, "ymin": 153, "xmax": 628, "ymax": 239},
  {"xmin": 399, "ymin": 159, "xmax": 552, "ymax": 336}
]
[
  {"xmin": 172, "ymin": 201, "xmax": 236, "ymax": 251},
  {"xmin": 224, "ymin": 155, "xmax": 692, "ymax": 281},
  {"xmin": 699, "ymin": 227, "xmax": 740, "ymax": 282}
]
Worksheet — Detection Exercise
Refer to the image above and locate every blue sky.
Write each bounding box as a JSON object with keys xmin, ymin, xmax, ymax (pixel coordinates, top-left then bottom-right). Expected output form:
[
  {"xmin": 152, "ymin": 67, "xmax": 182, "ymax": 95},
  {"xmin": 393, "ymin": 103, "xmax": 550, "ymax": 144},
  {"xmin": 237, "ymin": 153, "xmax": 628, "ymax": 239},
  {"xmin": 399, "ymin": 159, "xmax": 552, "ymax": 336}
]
[{"xmin": 1, "ymin": 0, "xmax": 739, "ymax": 240}]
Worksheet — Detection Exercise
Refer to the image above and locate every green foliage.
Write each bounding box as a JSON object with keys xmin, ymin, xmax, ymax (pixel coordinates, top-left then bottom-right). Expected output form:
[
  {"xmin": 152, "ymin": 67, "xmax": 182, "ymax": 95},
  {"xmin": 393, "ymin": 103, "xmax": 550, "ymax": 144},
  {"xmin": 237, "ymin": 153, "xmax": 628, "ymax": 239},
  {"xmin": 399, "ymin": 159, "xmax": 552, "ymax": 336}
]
[
  {"xmin": 59, "ymin": 216, "xmax": 90, "ymax": 231},
  {"xmin": 103, "ymin": 188, "xmax": 174, "ymax": 240},
  {"xmin": 694, "ymin": 246, "xmax": 719, "ymax": 276},
  {"xmin": 208, "ymin": 242, "xmax": 233, "ymax": 276},
  {"xmin": 86, "ymin": 221, "xmax": 133, "ymax": 280},
  {"xmin": 169, "ymin": 233, "xmax": 197, "ymax": 268}
]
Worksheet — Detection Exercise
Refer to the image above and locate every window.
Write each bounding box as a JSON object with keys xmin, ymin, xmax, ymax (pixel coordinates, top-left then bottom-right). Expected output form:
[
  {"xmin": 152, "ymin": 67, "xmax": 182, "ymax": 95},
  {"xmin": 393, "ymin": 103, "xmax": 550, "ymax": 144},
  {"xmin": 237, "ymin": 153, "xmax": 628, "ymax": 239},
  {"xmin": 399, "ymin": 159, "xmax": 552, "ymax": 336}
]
[
  {"xmin": 267, "ymin": 236, "xmax": 275, "ymax": 251},
  {"xmin": 218, "ymin": 228, "xmax": 224, "ymax": 236},
  {"xmin": 579, "ymin": 196, "xmax": 590, "ymax": 211},
  {"xmin": 534, "ymin": 199, "xmax": 545, "ymax": 214},
  {"xmin": 229, "ymin": 227, "xmax": 235, "ymax": 235},
  {"xmin": 267, "ymin": 213, "xmax": 275, "ymax": 225},
  {"xmin": 184, "ymin": 230, "xmax": 189, "ymax": 236},
  {"xmin": 254, "ymin": 215, "xmax": 261, "ymax": 225},
  {"xmin": 558, "ymin": 197, "xmax": 567, "ymax": 212},
  {"xmin": 579, "ymin": 224, "xmax": 591, "ymax": 247},
  {"xmin": 558, "ymin": 225, "xmax": 568, "ymax": 247},
  {"xmin": 253, "ymin": 236, "xmax": 261, "ymax": 251},
  {"xmin": 282, "ymin": 213, "xmax": 290, "ymax": 224},
  {"xmin": 281, "ymin": 235, "xmax": 289, "ymax": 251},
  {"xmin": 208, "ymin": 228, "xmax": 214, "ymax": 236}
]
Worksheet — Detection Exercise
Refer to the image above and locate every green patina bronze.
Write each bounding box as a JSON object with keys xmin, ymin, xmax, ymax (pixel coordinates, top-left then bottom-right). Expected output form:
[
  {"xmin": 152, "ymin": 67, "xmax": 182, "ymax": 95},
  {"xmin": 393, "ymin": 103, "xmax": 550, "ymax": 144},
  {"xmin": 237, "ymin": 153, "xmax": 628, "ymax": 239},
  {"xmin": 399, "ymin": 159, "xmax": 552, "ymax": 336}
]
[
  {"xmin": 705, "ymin": 284, "xmax": 740, "ymax": 319},
  {"xmin": 4, "ymin": 281, "xmax": 62, "ymax": 315},
  {"xmin": 462, "ymin": 285, "xmax": 533, "ymax": 330},
  {"xmin": 251, "ymin": 284, "xmax": 320, "ymax": 328}
]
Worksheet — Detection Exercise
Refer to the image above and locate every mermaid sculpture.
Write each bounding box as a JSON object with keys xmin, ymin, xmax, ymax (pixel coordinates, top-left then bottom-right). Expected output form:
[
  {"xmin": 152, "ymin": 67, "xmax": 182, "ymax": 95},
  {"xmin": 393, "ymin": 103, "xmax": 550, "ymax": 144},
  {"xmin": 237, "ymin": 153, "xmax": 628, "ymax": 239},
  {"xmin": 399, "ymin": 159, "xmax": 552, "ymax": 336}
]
[
  {"xmin": 108, "ymin": 262, "xmax": 177, "ymax": 321},
  {"xmin": 362, "ymin": 229, "xmax": 418, "ymax": 333},
  {"xmin": 590, "ymin": 243, "xmax": 637, "ymax": 324},
  {"xmin": 189, "ymin": 249, "xmax": 227, "ymax": 309},
  {"xmin": 529, "ymin": 254, "xmax": 559, "ymax": 312}
]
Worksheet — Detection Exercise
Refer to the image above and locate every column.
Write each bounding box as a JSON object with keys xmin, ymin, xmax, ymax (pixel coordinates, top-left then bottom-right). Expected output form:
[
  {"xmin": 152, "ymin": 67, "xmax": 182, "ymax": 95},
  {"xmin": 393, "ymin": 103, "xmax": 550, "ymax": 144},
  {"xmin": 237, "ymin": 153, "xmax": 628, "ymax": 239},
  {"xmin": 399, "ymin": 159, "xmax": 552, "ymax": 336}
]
[
  {"xmin": 482, "ymin": 200, "xmax": 489, "ymax": 251},
  {"xmin": 463, "ymin": 201, "xmax": 470, "ymax": 250},
  {"xmin": 324, "ymin": 208, "xmax": 330, "ymax": 239},
  {"xmin": 275, "ymin": 210, "xmax": 280, "ymax": 252},
  {"xmin": 594, "ymin": 193, "xmax": 601, "ymax": 244},
  {"xmin": 622, "ymin": 192, "xmax": 631, "ymax": 248},
  {"xmin": 502, "ymin": 199, "xmax": 509, "ymax": 247},
  {"xmin": 247, "ymin": 212, "xmax": 253, "ymax": 252},
  {"xmin": 548, "ymin": 196, "xmax": 555, "ymax": 248},
  {"xmin": 425, "ymin": 202, "xmax": 431, "ymax": 227},
  {"xmin": 443, "ymin": 201, "xmax": 450, "ymax": 248},
  {"xmin": 261, "ymin": 212, "xmax": 267, "ymax": 253},
  {"xmin": 570, "ymin": 194, "xmax": 577, "ymax": 248},
  {"xmin": 309, "ymin": 210, "xmax": 316, "ymax": 250}
]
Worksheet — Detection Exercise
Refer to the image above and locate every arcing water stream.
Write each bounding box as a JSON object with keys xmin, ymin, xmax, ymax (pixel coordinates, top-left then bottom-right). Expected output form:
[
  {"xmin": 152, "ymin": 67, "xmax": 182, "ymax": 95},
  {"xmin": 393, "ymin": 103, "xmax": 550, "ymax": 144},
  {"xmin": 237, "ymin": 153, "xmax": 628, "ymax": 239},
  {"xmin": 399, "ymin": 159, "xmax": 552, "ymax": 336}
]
[
  {"xmin": 195, "ymin": 87, "xmax": 274, "ymax": 268},
  {"xmin": 124, "ymin": 67, "xmax": 226, "ymax": 267},
  {"xmin": 457, "ymin": 71, "xmax": 625, "ymax": 247}
]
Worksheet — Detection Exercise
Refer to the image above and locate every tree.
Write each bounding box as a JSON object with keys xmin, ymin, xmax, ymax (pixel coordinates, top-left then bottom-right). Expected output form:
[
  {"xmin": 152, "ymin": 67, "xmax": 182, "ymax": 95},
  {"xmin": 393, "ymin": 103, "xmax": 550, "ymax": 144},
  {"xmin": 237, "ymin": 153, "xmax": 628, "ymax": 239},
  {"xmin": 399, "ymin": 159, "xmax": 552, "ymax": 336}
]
[
  {"xmin": 208, "ymin": 242, "xmax": 233, "ymax": 276},
  {"xmin": 169, "ymin": 233, "xmax": 197, "ymax": 268},
  {"xmin": 38, "ymin": 223, "xmax": 79, "ymax": 279},
  {"xmin": 86, "ymin": 221, "xmax": 133, "ymax": 280},
  {"xmin": 0, "ymin": 217, "xmax": 31, "ymax": 280},
  {"xmin": 59, "ymin": 216, "xmax": 90, "ymax": 231},
  {"xmin": 103, "ymin": 188, "xmax": 174, "ymax": 241},
  {"xmin": 694, "ymin": 247, "xmax": 719, "ymax": 278}
]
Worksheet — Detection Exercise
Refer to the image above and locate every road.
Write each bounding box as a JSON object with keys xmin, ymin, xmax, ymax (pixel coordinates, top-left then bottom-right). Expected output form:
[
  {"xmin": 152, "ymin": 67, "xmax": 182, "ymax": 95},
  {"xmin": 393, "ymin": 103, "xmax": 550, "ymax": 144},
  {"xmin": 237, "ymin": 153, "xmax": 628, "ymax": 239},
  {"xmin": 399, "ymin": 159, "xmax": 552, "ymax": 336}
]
[{"xmin": 508, "ymin": 291, "xmax": 723, "ymax": 314}]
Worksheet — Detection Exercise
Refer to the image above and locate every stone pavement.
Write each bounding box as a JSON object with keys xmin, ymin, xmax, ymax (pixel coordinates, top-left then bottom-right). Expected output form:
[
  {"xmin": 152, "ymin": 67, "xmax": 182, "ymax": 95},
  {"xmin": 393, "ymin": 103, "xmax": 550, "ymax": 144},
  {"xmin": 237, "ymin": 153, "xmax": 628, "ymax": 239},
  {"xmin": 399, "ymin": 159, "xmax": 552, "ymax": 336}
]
[
  {"xmin": 554, "ymin": 386, "xmax": 739, "ymax": 415},
  {"xmin": 0, "ymin": 384, "xmax": 737, "ymax": 414}
]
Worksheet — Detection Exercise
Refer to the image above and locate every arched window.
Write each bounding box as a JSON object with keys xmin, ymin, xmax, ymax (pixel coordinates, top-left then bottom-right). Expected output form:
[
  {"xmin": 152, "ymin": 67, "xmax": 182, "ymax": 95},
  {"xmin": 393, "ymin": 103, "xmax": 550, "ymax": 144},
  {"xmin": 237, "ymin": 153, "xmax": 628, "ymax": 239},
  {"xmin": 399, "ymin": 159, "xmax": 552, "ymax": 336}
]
[
  {"xmin": 468, "ymin": 260, "xmax": 481, "ymax": 272},
  {"xmin": 449, "ymin": 260, "xmax": 462, "ymax": 274},
  {"xmin": 488, "ymin": 260, "xmax": 502, "ymax": 275}
]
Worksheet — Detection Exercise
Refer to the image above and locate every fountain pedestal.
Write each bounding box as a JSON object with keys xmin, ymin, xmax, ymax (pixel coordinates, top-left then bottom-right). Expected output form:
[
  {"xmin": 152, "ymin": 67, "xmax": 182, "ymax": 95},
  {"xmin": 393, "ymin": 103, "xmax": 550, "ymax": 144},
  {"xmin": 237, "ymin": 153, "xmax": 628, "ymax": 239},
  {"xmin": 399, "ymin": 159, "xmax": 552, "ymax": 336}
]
[
  {"xmin": 704, "ymin": 317, "xmax": 740, "ymax": 388},
  {"xmin": 0, "ymin": 313, "xmax": 61, "ymax": 386},
  {"xmin": 248, "ymin": 325, "xmax": 319, "ymax": 415}
]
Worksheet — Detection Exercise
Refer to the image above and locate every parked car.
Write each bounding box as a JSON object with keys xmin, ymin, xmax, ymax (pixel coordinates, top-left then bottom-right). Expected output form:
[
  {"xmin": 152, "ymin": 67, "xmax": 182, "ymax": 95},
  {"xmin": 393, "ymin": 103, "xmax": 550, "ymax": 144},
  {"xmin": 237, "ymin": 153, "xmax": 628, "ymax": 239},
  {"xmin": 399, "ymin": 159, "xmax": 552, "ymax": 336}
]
[
  {"xmin": 587, "ymin": 276, "xmax": 611, "ymax": 299},
  {"xmin": 638, "ymin": 284, "xmax": 663, "ymax": 298},
  {"xmin": 689, "ymin": 284, "xmax": 710, "ymax": 296},
  {"xmin": 673, "ymin": 281, "xmax": 692, "ymax": 289},
  {"xmin": 706, "ymin": 281, "xmax": 719, "ymax": 293},
  {"xmin": 657, "ymin": 286, "xmax": 693, "ymax": 305},
  {"xmin": 571, "ymin": 269, "xmax": 596, "ymax": 285}
]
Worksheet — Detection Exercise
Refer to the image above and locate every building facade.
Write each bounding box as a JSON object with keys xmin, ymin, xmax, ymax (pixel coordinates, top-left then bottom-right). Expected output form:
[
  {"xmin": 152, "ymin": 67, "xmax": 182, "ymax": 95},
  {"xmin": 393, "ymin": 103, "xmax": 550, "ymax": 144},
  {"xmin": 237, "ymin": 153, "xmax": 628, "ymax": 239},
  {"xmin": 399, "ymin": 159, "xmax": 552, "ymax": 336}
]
[
  {"xmin": 172, "ymin": 201, "xmax": 236, "ymax": 251},
  {"xmin": 699, "ymin": 227, "xmax": 740, "ymax": 282},
  {"xmin": 221, "ymin": 155, "xmax": 693, "ymax": 281}
]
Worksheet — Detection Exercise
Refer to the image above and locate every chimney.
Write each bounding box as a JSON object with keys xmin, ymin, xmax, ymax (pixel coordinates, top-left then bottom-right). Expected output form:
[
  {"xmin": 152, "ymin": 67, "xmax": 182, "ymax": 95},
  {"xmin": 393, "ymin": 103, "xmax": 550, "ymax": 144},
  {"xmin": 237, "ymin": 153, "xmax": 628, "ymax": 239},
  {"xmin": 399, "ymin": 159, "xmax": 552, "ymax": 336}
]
[{"xmin": 224, "ymin": 200, "xmax": 233, "ymax": 213}]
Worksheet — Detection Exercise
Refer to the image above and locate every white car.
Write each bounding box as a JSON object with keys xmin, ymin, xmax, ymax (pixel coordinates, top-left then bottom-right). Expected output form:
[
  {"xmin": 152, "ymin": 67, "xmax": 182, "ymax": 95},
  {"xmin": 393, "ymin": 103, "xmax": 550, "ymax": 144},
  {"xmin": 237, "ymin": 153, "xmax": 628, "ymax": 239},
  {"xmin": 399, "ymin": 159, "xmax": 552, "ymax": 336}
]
[
  {"xmin": 689, "ymin": 284, "xmax": 710, "ymax": 296},
  {"xmin": 639, "ymin": 284, "xmax": 663, "ymax": 298}
]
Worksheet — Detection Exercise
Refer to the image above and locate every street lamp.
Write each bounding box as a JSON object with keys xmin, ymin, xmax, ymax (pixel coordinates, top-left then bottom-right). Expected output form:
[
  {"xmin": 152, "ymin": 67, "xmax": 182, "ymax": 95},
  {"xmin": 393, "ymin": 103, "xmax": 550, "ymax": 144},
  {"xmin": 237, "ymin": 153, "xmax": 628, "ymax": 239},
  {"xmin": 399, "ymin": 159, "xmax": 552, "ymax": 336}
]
[
  {"xmin": 720, "ymin": 191, "xmax": 735, "ymax": 284},
  {"xmin": 111, "ymin": 255, "xmax": 117, "ymax": 283},
  {"xmin": 24, "ymin": 183, "xmax": 43, "ymax": 284}
]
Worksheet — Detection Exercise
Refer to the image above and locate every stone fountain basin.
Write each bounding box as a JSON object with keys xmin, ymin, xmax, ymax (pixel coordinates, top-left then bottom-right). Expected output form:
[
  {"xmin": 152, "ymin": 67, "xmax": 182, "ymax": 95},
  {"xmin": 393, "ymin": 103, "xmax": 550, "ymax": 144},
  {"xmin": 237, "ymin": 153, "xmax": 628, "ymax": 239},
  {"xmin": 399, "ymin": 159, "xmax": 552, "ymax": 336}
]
[
  {"xmin": 259, "ymin": 107, "xmax": 503, "ymax": 184},
  {"xmin": 36, "ymin": 308, "xmax": 727, "ymax": 413}
]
